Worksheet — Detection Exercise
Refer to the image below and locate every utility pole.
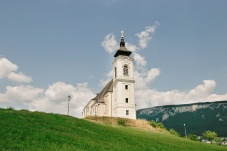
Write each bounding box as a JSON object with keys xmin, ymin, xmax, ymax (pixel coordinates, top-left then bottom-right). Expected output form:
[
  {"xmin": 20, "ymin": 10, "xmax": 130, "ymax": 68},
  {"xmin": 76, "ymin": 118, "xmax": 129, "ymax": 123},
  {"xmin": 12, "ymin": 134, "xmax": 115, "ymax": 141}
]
[
  {"xmin": 183, "ymin": 124, "xmax": 187, "ymax": 139},
  {"xmin": 67, "ymin": 95, "xmax": 71, "ymax": 115}
]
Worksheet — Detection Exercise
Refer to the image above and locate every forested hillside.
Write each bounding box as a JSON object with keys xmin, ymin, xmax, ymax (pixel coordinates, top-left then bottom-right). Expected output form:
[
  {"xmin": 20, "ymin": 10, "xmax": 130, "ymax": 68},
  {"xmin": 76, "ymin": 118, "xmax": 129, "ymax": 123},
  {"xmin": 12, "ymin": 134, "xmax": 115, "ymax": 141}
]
[{"xmin": 137, "ymin": 101, "xmax": 227, "ymax": 137}]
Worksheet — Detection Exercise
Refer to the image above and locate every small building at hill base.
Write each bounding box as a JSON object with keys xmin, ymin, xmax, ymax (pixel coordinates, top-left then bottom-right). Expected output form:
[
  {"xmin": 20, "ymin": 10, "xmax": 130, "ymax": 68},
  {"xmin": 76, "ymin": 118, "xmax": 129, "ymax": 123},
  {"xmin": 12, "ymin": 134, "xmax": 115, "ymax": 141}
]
[{"xmin": 82, "ymin": 31, "xmax": 136, "ymax": 119}]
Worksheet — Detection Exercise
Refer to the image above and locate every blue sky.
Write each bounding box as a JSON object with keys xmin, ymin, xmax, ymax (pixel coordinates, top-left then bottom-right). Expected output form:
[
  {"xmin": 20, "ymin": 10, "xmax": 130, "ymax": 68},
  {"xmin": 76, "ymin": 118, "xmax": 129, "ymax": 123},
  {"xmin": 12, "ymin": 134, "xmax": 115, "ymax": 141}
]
[{"xmin": 1, "ymin": 0, "xmax": 227, "ymax": 117}]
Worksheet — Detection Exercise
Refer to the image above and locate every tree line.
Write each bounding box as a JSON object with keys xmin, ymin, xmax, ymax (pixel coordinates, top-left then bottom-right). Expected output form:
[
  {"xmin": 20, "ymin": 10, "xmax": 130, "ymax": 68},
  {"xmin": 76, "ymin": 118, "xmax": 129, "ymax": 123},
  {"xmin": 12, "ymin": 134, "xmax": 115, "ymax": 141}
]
[{"xmin": 150, "ymin": 120, "xmax": 223, "ymax": 145}]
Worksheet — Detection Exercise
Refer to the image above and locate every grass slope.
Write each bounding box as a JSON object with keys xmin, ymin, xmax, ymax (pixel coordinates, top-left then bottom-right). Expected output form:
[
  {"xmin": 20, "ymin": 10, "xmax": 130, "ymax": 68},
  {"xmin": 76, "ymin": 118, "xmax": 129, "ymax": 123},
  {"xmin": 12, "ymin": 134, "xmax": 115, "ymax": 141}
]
[{"xmin": 0, "ymin": 108, "xmax": 226, "ymax": 151}]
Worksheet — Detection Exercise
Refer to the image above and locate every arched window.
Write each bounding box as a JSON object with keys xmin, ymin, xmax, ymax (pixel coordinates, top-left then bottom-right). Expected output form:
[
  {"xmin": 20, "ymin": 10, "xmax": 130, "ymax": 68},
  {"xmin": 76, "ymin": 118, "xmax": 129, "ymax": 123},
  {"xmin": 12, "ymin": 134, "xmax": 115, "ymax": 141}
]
[
  {"xmin": 114, "ymin": 67, "xmax": 117, "ymax": 78},
  {"xmin": 123, "ymin": 65, "xmax": 128, "ymax": 76}
]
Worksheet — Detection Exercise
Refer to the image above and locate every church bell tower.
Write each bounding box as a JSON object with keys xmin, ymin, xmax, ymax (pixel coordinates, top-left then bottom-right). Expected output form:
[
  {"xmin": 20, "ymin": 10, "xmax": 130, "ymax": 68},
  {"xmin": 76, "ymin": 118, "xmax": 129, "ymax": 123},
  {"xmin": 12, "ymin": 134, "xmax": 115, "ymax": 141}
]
[{"xmin": 112, "ymin": 31, "xmax": 136, "ymax": 119}]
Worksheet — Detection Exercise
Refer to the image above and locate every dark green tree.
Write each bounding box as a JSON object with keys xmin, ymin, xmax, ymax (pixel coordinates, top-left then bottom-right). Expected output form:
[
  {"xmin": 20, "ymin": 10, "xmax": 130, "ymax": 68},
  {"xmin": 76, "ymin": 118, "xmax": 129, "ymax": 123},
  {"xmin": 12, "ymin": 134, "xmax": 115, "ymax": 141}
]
[
  {"xmin": 202, "ymin": 130, "xmax": 218, "ymax": 143},
  {"xmin": 117, "ymin": 118, "xmax": 126, "ymax": 126},
  {"xmin": 187, "ymin": 134, "xmax": 199, "ymax": 141},
  {"xmin": 150, "ymin": 120, "xmax": 166, "ymax": 129},
  {"xmin": 169, "ymin": 128, "xmax": 180, "ymax": 137}
]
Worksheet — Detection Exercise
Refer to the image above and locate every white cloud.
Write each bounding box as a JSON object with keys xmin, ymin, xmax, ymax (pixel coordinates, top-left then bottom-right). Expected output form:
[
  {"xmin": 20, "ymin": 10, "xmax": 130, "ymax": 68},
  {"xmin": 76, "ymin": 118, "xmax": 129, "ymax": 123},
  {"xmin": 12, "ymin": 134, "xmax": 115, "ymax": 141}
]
[
  {"xmin": 135, "ymin": 89, "xmax": 186, "ymax": 109},
  {"xmin": 125, "ymin": 42, "xmax": 138, "ymax": 52},
  {"xmin": 136, "ymin": 22, "xmax": 160, "ymax": 49},
  {"xmin": 0, "ymin": 58, "xmax": 18, "ymax": 79},
  {"xmin": 45, "ymin": 82, "xmax": 74, "ymax": 103},
  {"xmin": 135, "ymin": 80, "xmax": 227, "ymax": 109},
  {"xmin": 32, "ymin": 82, "xmax": 95, "ymax": 117},
  {"xmin": 1, "ymin": 85, "xmax": 44, "ymax": 103},
  {"xmin": 134, "ymin": 70, "xmax": 147, "ymax": 90},
  {"xmin": 0, "ymin": 57, "xmax": 96, "ymax": 117},
  {"xmin": 99, "ymin": 70, "xmax": 113, "ymax": 87},
  {"xmin": 133, "ymin": 53, "xmax": 147, "ymax": 67},
  {"xmin": 134, "ymin": 67, "xmax": 160, "ymax": 90},
  {"xmin": 0, "ymin": 82, "xmax": 95, "ymax": 117},
  {"xmin": 207, "ymin": 93, "xmax": 227, "ymax": 102},
  {"xmin": 145, "ymin": 68, "xmax": 160, "ymax": 83},
  {"xmin": 8, "ymin": 72, "xmax": 32, "ymax": 83},
  {"xmin": 101, "ymin": 33, "xmax": 118, "ymax": 53},
  {"xmin": 99, "ymin": 79, "xmax": 110, "ymax": 88},
  {"xmin": 186, "ymin": 80, "xmax": 216, "ymax": 100},
  {"xmin": 0, "ymin": 58, "xmax": 32, "ymax": 83}
]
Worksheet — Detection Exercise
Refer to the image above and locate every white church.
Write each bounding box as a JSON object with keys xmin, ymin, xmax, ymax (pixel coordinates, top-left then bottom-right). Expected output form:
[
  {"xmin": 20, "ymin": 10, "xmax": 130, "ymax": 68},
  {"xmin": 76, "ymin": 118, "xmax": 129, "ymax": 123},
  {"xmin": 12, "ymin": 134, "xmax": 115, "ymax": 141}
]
[{"xmin": 82, "ymin": 31, "xmax": 136, "ymax": 119}]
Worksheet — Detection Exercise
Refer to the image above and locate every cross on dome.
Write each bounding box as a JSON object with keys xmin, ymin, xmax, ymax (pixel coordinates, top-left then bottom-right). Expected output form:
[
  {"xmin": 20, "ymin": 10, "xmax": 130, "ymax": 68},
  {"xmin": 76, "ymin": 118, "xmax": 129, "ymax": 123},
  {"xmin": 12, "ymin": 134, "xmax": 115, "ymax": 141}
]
[{"xmin": 121, "ymin": 30, "xmax": 124, "ymax": 38}]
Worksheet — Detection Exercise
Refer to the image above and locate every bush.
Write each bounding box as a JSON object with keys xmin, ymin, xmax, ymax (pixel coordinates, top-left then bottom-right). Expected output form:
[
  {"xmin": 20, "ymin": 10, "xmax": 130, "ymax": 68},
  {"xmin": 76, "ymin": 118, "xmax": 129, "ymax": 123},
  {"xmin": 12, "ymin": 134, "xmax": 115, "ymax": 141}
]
[
  {"xmin": 150, "ymin": 120, "xmax": 166, "ymax": 129},
  {"xmin": 202, "ymin": 130, "xmax": 218, "ymax": 144},
  {"xmin": 169, "ymin": 128, "xmax": 180, "ymax": 137},
  {"xmin": 20, "ymin": 109, "xmax": 29, "ymax": 111},
  {"xmin": 6, "ymin": 106, "xmax": 15, "ymax": 110},
  {"xmin": 187, "ymin": 134, "xmax": 199, "ymax": 141},
  {"xmin": 117, "ymin": 118, "xmax": 126, "ymax": 126}
]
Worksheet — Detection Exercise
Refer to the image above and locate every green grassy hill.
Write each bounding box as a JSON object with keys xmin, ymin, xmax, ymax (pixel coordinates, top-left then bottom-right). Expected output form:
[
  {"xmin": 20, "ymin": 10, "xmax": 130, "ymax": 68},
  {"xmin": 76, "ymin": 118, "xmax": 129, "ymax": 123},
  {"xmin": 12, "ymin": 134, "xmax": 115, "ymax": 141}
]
[{"xmin": 0, "ymin": 108, "xmax": 226, "ymax": 151}]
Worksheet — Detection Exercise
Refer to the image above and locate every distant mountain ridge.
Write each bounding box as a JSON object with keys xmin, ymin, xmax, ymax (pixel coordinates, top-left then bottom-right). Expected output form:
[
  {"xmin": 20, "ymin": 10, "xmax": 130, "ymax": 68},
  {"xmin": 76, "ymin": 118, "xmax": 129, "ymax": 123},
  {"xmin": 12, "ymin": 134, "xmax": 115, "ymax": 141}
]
[{"xmin": 136, "ymin": 101, "xmax": 227, "ymax": 137}]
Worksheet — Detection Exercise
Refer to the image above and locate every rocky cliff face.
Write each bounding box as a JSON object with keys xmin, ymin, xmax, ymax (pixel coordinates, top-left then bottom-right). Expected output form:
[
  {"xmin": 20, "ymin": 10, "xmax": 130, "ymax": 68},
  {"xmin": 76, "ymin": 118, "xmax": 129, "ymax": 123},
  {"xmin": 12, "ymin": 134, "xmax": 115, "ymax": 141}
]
[{"xmin": 137, "ymin": 101, "xmax": 227, "ymax": 137}]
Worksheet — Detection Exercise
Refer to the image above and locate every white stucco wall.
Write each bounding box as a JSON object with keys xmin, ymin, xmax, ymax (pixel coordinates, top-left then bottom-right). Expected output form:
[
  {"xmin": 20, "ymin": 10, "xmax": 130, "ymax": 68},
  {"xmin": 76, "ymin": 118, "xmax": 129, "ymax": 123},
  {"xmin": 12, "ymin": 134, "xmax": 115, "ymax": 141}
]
[
  {"xmin": 83, "ymin": 100, "xmax": 95, "ymax": 117},
  {"xmin": 104, "ymin": 92, "xmax": 112, "ymax": 117},
  {"xmin": 83, "ymin": 54, "xmax": 136, "ymax": 120},
  {"xmin": 112, "ymin": 55, "xmax": 136, "ymax": 119}
]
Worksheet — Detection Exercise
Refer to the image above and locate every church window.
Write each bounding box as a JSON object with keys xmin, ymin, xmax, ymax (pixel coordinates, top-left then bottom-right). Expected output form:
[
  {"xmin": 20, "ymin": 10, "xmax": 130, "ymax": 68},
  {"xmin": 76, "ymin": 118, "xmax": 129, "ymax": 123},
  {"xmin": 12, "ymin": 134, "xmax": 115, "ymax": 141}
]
[
  {"xmin": 115, "ymin": 67, "xmax": 117, "ymax": 78},
  {"xmin": 123, "ymin": 65, "xmax": 128, "ymax": 76},
  {"xmin": 126, "ymin": 110, "xmax": 129, "ymax": 115},
  {"xmin": 125, "ymin": 85, "xmax": 128, "ymax": 90},
  {"xmin": 125, "ymin": 98, "xmax": 128, "ymax": 103}
]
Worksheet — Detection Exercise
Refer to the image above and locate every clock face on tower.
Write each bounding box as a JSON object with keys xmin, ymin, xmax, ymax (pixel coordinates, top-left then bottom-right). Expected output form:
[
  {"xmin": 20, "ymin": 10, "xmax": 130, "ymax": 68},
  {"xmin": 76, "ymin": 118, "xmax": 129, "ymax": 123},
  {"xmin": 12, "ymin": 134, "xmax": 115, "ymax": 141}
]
[{"xmin": 123, "ymin": 57, "xmax": 129, "ymax": 63}]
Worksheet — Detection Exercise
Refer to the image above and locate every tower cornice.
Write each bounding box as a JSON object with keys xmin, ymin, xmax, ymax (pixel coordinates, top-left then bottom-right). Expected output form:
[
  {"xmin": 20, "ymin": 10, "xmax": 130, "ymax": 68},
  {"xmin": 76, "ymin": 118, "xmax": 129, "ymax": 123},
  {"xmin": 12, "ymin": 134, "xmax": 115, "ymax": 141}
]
[{"xmin": 113, "ymin": 78, "xmax": 135, "ymax": 86}]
